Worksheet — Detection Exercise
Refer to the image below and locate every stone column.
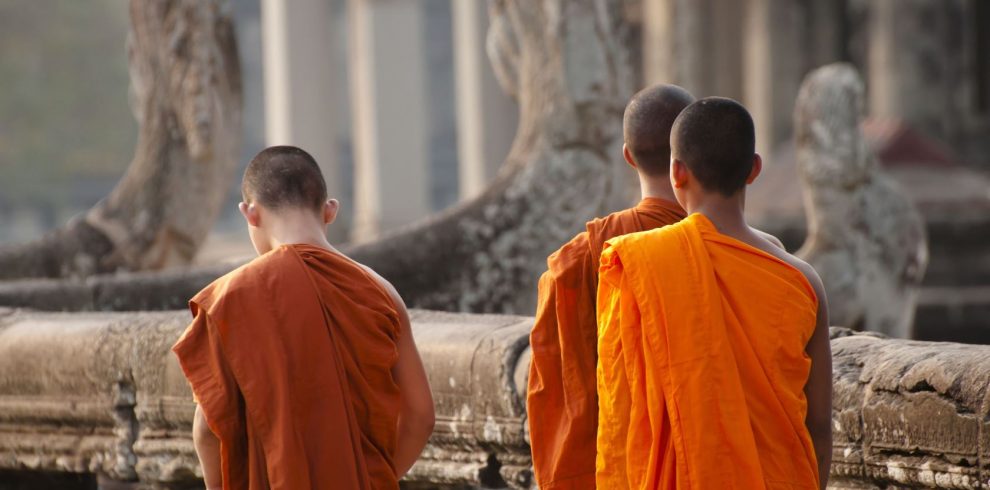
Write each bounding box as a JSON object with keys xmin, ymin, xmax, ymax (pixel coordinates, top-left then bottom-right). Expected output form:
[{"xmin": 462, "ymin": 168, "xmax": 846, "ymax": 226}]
[
  {"xmin": 452, "ymin": 0, "xmax": 518, "ymax": 200},
  {"xmin": 868, "ymin": 0, "xmax": 959, "ymax": 139},
  {"xmin": 642, "ymin": 0, "xmax": 715, "ymax": 95},
  {"xmin": 349, "ymin": 0, "xmax": 431, "ymax": 241},
  {"xmin": 261, "ymin": 0, "xmax": 340, "ymax": 202},
  {"xmin": 742, "ymin": 0, "xmax": 805, "ymax": 158},
  {"xmin": 710, "ymin": 0, "xmax": 745, "ymax": 100},
  {"xmin": 807, "ymin": 0, "xmax": 845, "ymax": 68}
]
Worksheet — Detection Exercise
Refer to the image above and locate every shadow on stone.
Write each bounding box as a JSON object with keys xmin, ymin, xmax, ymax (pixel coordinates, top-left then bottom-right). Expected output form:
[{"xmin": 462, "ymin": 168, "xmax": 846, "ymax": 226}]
[
  {"xmin": 478, "ymin": 453, "xmax": 507, "ymax": 488},
  {"xmin": 0, "ymin": 471, "xmax": 96, "ymax": 490}
]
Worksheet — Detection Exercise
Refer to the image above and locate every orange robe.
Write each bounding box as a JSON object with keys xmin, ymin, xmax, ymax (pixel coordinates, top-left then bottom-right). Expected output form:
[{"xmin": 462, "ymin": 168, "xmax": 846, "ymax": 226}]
[
  {"xmin": 173, "ymin": 244, "xmax": 401, "ymax": 490},
  {"xmin": 596, "ymin": 213, "xmax": 819, "ymax": 489},
  {"xmin": 527, "ymin": 198, "xmax": 686, "ymax": 489}
]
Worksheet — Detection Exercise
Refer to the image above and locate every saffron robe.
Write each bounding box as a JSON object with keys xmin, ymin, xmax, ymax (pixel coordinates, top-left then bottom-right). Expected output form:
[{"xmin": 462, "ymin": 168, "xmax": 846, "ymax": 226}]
[
  {"xmin": 596, "ymin": 213, "xmax": 819, "ymax": 489},
  {"xmin": 173, "ymin": 244, "xmax": 402, "ymax": 490},
  {"xmin": 527, "ymin": 198, "xmax": 686, "ymax": 489}
]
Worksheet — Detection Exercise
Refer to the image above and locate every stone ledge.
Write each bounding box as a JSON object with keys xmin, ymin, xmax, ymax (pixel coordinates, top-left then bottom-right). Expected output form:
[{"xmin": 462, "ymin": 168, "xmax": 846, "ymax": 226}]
[
  {"xmin": 1, "ymin": 313, "xmax": 989, "ymax": 488},
  {"xmin": 0, "ymin": 309, "xmax": 533, "ymax": 489},
  {"xmin": 830, "ymin": 328, "xmax": 990, "ymax": 489}
]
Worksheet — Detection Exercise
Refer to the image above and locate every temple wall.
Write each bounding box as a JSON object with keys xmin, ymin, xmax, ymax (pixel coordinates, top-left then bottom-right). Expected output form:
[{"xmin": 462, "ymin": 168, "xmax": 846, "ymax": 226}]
[{"xmin": 0, "ymin": 309, "xmax": 988, "ymax": 489}]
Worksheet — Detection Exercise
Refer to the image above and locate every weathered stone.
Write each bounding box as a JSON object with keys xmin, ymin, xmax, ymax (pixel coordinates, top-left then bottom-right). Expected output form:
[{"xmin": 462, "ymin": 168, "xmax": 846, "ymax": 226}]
[
  {"xmin": 829, "ymin": 329, "xmax": 990, "ymax": 488},
  {"xmin": 2, "ymin": 313, "xmax": 990, "ymax": 488},
  {"xmin": 0, "ymin": 309, "xmax": 533, "ymax": 489},
  {"xmin": 0, "ymin": 0, "xmax": 639, "ymax": 316},
  {"xmin": 795, "ymin": 63, "xmax": 929, "ymax": 338},
  {"xmin": 0, "ymin": 265, "xmax": 235, "ymax": 312},
  {"xmin": 0, "ymin": 0, "xmax": 242, "ymax": 281}
]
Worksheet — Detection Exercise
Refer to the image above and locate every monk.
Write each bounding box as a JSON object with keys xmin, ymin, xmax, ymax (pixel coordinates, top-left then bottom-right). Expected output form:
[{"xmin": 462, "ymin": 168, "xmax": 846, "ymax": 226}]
[
  {"xmin": 527, "ymin": 84, "xmax": 695, "ymax": 489},
  {"xmin": 596, "ymin": 97, "xmax": 832, "ymax": 489},
  {"xmin": 172, "ymin": 146, "xmax": 435, "ymax": 490}
]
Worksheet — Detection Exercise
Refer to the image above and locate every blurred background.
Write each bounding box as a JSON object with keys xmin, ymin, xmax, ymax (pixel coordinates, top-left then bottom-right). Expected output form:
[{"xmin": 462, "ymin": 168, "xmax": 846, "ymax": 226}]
[
  {"xmin": 0, "ymin": 0, "xmax": 518, "ymax": 259},
  {"xmin": 0, "ymin": 0, "xmax": 988, "ymax": 337},
  {"xmin": 2, "ymin": 1, "xmax": 987, "ymax": 240}
]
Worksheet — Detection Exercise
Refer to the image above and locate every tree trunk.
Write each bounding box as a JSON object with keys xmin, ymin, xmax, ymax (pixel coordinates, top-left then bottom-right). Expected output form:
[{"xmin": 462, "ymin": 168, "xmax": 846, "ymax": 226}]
[
  {"xmin": 0, "ymin": 0, "xmax": 636, "ymax": 315},
  {"xmin": 0, "ymin": 0, "xmax": 242, "ymax": 280}
]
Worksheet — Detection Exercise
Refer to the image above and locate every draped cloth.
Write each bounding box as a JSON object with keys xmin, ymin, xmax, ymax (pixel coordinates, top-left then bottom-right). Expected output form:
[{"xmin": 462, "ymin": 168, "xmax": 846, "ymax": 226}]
[
  {"xmin": 527, "ymin": 198, "xmax": 686, "ymax": 489},
  {"xmin": 173, "ymin": 244, "xmax": 402, "ymax": 490},
  {"xmin": 596, "ymin": 213, "xmax": 819, "ymax": 489}
]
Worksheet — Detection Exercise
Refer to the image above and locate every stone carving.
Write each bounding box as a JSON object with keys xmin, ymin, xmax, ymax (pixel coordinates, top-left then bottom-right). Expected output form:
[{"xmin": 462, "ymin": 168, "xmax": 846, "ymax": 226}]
[
  {"xmin": 0, "ymin": 0, "xmax": 639, "ymax": 315},
  {"xmin": 795, "ymin": 63, "xmax": 928, "ymax": 338},
  {"xmin": 344, "ymin": 0, "xmax": 638, "ymax": 314},
  {"xmin": 0, "ymin": 0, "xmax": 242, "ymax": 281},
  {"xmin": 829, "ymin": 327, "xmax": 990, "ymax": 488}
]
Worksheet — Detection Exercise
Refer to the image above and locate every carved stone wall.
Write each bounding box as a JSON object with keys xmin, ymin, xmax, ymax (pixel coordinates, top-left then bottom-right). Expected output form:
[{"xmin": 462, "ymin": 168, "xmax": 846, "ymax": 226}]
[{"xmin": 1, "ymin": 310, "xmax": 988, "ymax": 489}]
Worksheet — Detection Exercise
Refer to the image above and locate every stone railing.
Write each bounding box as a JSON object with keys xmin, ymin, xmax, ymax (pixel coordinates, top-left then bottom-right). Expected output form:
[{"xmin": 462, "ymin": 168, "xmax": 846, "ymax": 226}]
[
  {"xmin": 0, "ymin": 308, "xmax": 533, "ymax": 489},
  {"xmin": 0, "ymin": 309, "xmax": 988, "ymax": 489},
  {"xmin": 829, "ymin": 328, "xmax": 990, "ymax": 489}
]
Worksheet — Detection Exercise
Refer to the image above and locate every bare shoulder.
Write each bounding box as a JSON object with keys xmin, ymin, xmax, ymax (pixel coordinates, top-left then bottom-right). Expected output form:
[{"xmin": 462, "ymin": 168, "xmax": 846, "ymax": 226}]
[
  {"xmin": 750, "ymin": 227, "xmax": 785, "ymax": 250},
  {"xmin": 745, "ymin": 229, "xmax": 824, "ymax": 299},
  {"xmin": 778, "ymin": 251, "xmax": 826, "ymax": 300}
]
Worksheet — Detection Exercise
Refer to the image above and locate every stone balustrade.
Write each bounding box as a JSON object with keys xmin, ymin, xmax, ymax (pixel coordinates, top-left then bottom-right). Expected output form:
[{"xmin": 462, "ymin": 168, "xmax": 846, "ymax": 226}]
[
  {"xmin": 0, "ymin": 308, "xmax": 988, "ymax": 489},
  {"xmin": 0, "ymin": 308, "xmax": 533, "ymax": 489},
  {"xmin": 829, "ymin": 328, "xmax": 990, "ymax": 489}
]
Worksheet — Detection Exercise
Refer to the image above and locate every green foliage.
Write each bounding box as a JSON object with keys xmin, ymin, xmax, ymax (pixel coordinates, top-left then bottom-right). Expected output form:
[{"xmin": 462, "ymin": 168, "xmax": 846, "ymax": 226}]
[{"xmin": 0, "ymin": 1, "xmax": 135, "ymax": 208}]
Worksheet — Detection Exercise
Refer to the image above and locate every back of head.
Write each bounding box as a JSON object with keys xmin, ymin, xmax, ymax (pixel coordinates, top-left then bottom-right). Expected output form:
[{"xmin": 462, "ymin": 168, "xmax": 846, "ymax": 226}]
[
  {"xmin": 671, "ymin": 97, "xmax": 756, "ymax": 197},
  {"xmin": 623, "ymin": 84, "xmax": 695, "ymax": 176},
  {"xmin": 242, "ymin": 145, "xmax": 328, "ymax": 213}
]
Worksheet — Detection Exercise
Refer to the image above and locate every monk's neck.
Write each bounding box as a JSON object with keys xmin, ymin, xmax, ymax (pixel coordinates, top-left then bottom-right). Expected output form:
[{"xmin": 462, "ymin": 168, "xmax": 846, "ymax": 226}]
[
  {"xmin": 639, "ymin": 174, "xmax": 678, "ymax": 203},
  {"xmin": 264, "ymin": 211, "xmax": 335, "ymax": 252},
  {"xmin": 268, "ymin": 232, "xmax": 334, "ymax": 252},
  {"xmin": 689, "ymin": 195, "xmax": 749, "ymax": 237}
]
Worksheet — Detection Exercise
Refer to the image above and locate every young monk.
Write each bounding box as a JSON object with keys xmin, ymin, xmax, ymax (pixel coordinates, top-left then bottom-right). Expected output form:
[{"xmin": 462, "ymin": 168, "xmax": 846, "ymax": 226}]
[
  {"xmin": 596, "ymin": 98, "xmax": 832, "ymax": 489},
  {"xmin": 527, "ymin": 84, "xmax": 695, "ymax": 489},
  {"xmin": 172, "ymin": 146, "xmax": 435, "ymax": 489}
]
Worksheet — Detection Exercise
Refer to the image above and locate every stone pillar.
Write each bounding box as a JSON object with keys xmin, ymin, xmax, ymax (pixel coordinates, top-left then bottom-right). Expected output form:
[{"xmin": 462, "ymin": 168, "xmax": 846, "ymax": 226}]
[
  {"xmin": 349, "ymin": 0, "xmax": 431, "ymax": 241},
  {"xmin": 261, "ymin": 0, "xmax": 339, "ymax": 203},
  {"xmin": 452, "ymin": 0, "xmax": 518, "ymax": 200},
  {"xmin": 868, "ymin": 0, "xmax": 912, "ymax": 122},
  {"xmin": 710, "ymin": 0, "xmax": 745, "ymax": 100},
  {"xmin": 742, "ymin": 0, "xmax": 805, "ymax": 158},
  {"xmin": 868, "ymin": 0, "xmax": 960, "ymax": 140},
  {"xmin": 807, "ymin": 0, "xmax": 845, "ymax": 67},
  {"xmin": 642, "ymin": 0, "xmax": 715, "ymax": 95}
]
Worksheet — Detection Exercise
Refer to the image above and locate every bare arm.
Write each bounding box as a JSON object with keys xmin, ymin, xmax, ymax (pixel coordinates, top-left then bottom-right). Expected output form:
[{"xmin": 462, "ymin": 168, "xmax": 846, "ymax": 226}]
[
  {"xmin": 803, "ymin": 271, "xmax": 833, "ymax": 489},
  {"xmin": 386, "ymin": 286, "xmax": 435, "ymax": 476},
  {"xmin": 193, "ymin": 404, "xmax": 223, "ymax": 489}
]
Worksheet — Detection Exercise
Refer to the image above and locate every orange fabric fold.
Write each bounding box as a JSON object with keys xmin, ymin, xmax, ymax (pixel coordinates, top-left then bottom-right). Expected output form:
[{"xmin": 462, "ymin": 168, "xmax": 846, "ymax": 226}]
[
  {"xmin": 596, "ymin": 213, "xmax": 820, "ymax": 490},
  {"xmin": 173, "ymin": 244, "xmax": 402, "ymax": 490},
  {"xmin": 527, "ymin": 198, "xmax": 686, "ymax": 489}
]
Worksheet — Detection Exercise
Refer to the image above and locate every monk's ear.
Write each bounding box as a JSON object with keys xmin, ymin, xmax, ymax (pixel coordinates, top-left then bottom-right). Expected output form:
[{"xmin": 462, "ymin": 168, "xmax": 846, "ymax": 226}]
[
  {"xmin": 239, "ymin": 202, "xmax": 261, "ymax": 227},
  {"xmin": 670, "ymin": 158, "xmax": 689, "ymax": 190},
  {"xmin": 622, "ymin": 144, "xmax": 638, "ymax": 170},
  {"xmin": 323, "ymin": 199, "xmax": 339, "ymax": 226},
  {"xmin": 746, "ymin": 153, "xmax": 763, "ymax": 185}
]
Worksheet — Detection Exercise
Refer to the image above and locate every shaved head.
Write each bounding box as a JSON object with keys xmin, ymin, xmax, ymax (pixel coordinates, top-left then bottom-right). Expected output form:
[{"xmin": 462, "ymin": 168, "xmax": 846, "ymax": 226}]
[
  {"xmin": 242, "ymin": 145, "xmax": 328, "ymax": 213},
  {"xmin": 623, "ymin": 84, "xmax": 696, "ymax": 176},
  {"xmin": 671, "ymin": 97, "xmax": 756, "ymax": 197}
]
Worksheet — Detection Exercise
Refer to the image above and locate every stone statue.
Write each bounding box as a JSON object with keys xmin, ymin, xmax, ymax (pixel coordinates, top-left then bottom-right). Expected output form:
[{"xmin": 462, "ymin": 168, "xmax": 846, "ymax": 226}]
[
  {"xmin": 0, "ymin": 0, "xmax": 242, "ymax": 281},
  {"xmin": 795, "ymin": 63, "xmax": 928, "ymax": 338},
  {"xmin": 0, "ymin": 0, "xmax": 639, "ymax": 315}
]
